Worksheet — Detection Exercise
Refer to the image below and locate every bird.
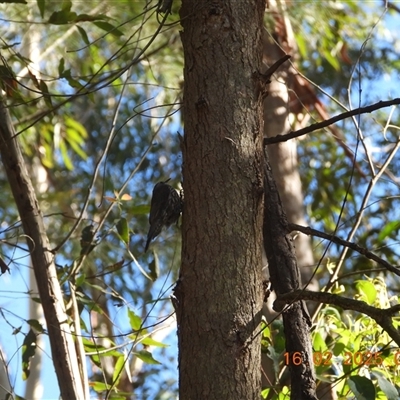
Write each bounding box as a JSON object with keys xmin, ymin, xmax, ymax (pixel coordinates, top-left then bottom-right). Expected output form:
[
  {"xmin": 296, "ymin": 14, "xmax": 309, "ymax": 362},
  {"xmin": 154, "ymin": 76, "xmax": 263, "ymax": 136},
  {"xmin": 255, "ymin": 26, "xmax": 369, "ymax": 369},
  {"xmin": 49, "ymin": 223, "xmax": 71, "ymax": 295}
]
[{"xmin": 144, "ymin": 180, "xmax": 183, "ymax": 252}]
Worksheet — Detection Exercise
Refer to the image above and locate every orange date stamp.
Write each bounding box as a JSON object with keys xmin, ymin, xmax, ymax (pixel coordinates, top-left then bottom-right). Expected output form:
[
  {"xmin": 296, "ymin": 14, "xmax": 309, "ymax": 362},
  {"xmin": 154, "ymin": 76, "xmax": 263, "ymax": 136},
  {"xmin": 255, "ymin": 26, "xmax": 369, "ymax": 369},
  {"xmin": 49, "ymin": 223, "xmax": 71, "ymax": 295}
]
[{"xmin": 284, "ymin": 351, "xmax": 400, "ymax": 367}]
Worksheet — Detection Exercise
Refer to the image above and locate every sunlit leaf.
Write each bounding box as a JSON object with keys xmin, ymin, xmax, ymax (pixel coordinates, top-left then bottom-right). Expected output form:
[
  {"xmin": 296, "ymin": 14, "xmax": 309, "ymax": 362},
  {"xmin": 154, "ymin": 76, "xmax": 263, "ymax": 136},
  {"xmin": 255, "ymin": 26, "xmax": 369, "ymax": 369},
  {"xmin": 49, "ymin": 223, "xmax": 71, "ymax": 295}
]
[
  {"xmin": 141, "ymin": 336, "xmax": 168, "ymax": 348},
  {"xmin": 356, "ymin": 281, "xmax": 377, "ymax": 305},
  {"xmin": 90, "ymin": 381, "xmax": 110, "ymax": 393},
  {"xmin": 377, "ymin": 220, "xmax": 400, "ymax": 241},
  {"xmin": 134, "ymin": 350, "xmax": 161, "ymax": 365},
  {"xmin": 112, "ymin": 353, "xmax": 125, "ymax": 387},
  {"xmin": 127, "ymin": 309, "xmax": 142, "ymax": 331},
  {"xmin": 120, "ymin": 193, "xmax": 132, "ymax": 201},
  {"xmin": 59, "ymin": 139, "xmax": 74, "ymax": 170}
]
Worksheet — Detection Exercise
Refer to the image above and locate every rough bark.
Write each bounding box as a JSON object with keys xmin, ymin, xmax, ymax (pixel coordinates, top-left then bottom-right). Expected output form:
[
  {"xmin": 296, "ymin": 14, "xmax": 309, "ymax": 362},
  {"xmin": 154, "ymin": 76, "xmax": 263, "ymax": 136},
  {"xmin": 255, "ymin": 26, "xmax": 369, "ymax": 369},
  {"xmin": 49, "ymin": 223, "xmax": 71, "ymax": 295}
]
[
  {"xmin": 263, "ymin": 147, "xmax": 317, "ymax": 400},
  {"xmin": 176, "ymin": 1, "xmax": 265, "ymax": 398},
  {"xmin": 0, "ymin": 101, "xmax": 84, "ymax": 400}
]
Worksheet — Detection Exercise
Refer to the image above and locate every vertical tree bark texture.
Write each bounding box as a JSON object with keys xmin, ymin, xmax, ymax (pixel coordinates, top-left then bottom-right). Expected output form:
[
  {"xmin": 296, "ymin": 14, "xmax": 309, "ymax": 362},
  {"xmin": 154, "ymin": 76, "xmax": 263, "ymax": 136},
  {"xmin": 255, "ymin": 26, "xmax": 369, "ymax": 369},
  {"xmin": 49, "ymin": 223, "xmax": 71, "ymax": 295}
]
[
  {"xmin": 263, "ymin": 147, "xmax": 318, "ymax": 400},
  {"xmin": 177, "ymin": 1, "xmax": 265, "ymax": 398}
]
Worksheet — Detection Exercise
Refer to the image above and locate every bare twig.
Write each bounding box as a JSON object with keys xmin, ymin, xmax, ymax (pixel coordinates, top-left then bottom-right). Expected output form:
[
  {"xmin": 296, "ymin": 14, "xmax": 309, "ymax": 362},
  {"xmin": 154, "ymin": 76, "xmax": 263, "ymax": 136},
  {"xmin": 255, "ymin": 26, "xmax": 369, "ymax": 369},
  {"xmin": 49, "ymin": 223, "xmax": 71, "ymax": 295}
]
[
  {"xmin": 326, "ymin": 136, "xmax": 400, "ymax": 289},
  {"xmin": 288, "ymin": 223, "xmax": 400, "ymax": 277},
  {"xmin": 264, "ymin": 98, "xmax": 400, "ymax": 145}
]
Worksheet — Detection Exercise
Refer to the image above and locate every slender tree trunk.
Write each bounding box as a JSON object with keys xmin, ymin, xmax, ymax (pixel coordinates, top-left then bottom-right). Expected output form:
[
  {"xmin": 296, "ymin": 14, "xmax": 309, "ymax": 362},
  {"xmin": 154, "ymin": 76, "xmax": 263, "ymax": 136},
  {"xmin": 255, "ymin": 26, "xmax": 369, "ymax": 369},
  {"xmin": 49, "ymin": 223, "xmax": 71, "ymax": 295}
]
[
  {"xmin": 176, "ymin": 1, "xmax": 265, "ymax": 398},
  {"xmin": 263, "ymin": 147, "xmax": 317, "ymax": 400},
  {"xmin": 22, "ymin": 18, "xmax": 45, "ymax": 400},
  {"xmin": 0, "ymin": 101, "xmax": 84, "ymax": 400}
]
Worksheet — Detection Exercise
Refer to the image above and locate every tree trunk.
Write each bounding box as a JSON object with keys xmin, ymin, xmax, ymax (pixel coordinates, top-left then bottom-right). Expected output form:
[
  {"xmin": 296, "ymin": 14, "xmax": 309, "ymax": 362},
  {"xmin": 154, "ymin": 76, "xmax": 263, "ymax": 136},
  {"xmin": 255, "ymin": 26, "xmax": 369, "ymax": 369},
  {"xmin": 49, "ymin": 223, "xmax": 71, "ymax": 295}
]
[
  {"xmin": 263, "ymin": 147, "xmax": 317, "ymax": 400},
  {"xmin": 0, "ymin": 101, "xmax": 84, "ymax": 400},
  {"xmin": 176, "ymin": 1, "xmax": 265, "ymax": 398}
]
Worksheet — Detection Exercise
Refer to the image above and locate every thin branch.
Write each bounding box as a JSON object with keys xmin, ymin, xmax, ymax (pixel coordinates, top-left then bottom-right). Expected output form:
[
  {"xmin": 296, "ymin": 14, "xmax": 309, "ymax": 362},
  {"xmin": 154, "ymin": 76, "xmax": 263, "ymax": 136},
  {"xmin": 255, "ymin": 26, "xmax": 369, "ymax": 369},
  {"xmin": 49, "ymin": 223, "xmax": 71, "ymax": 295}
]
[
  {"xmin": 387, "ymin": 1, "xmax": 400, "ymax": 13},
  {"xmin": 278, "ymin": 290, "xmax": 400, "ymax": 347},
  {"xmin": 288, "ymin": 223, "xmax": 400, "ymax": 277},
  {"xmin": 264, "ymin": 98, "xmax": 400, "ymax": 145},
  {"xmin": 53, "ymin": 11, "xmax": 172, "ymax": 254},
  {"xmin": 262, "ymin": 54, "xmax": 291, "ymax": 80},
  {"xmin": 326, "ymin": 136, "xmax": 400, "ymax": 290}
]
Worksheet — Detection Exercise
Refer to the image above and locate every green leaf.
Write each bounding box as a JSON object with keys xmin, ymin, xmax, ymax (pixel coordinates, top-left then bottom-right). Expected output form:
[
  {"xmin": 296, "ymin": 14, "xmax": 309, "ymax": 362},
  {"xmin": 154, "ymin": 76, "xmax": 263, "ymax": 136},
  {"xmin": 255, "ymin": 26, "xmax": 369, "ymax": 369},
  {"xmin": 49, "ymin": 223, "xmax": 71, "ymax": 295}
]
[
  {"xmin": 36, "ymin": 0, "xmax": 45, "ymax": 18},
  {"xmin": 377, "ymin": 220, "xmax": 400, "ymax": 241},
  {"xmin": 65, "ymin": 115, "xmax": 88, "ymax": 139},
  {"xmin": 26, "ymin": 319, "xmax": 44, "ymax": 333},
  {"xmin": 116, "ymin": 218, "xmax": 129, "ymax": 245},
  {"xmin": 332, "ymin": 341, "xmax": 346, "ymax": 357},
  {"xmin": 59, "ymin": 139, "xmax": 74, "ymax": 170},
  {"xmin": 75, "ymin": 273, "xmax": 86, "ymax": 287},
  {"xmin": 76, "ymin": 25, "xmax": 90, "ymax": 45},
  {"xmin": 58, "ymin": 57, "xmax": 65, "ymax": 77},
  {"xmin": 148, "ymin": 253, "xmax": 159, "ymax": 281},
  {"xmin": 356, "ymin": 280, "xmax": 377, "ymax": 305},
  {"xmin": 112, "ymin": 353, "xmax": 125, "ymax": 387},
  {"xmin": 75, "ymin": 292, "xmax": 103, "ymax": 314},
  {"xmin": 294, "ymin": 32, "xmax": 307, "ymax": 59},
  {"xmin": 107, "ymin": 394, "xmax": 127, "ymax": 400},
  {"xmin": 74, "ymin": 13, "xmax": 108, "ymax": 22},
  {"xmin": 134, "ymin": 350, "xmax": 161, "ymax": 365},
  {"xmin": 61, "ymin": 0, "xmax": 72, "ymax": 11},
  {"xmin": 141, "ymin": 336, "xmax": 168, "ymax": 348},
  {"xmin": 82, "ymin": 337, "xmax": 118, "ymax": 355},
  {"xmin": 48, "ymin": 10, "xmax": 77, "ymax": 24},
  {"xmin": 62, "ymin": 69, "xmax": 83, "ymax": 89},
  {"xmin": 22, "ymin": 329, "xmax": 37, "ymax": 380},
  {"xmin": 348, "ymin": 376, "xmax": 375, "ymax": 400},
  {"xmin": 90, "ymin": 381, "xmax": 110, "ymax": 393},
  {"xmin": 93, "ymin": 21, "xmax": 123, "ymax": 37},
  {"xmin": 313, "ymin": 332, "xmax": 327, "ymax": 352},
  {"xmin": 127, "ymin": 309, "xmax": 142, "ymax": 331},
  {"xmin": 64, "ymin": 115, "xmax": 88, "ymax": 159},
  {"xmin": 373, "ymin": 372, "xmax": 399, "ymax": 400},
  {"xmin": 39, "ymin": 80, "xmax": 53, "ymax": 109},
  {"xmin": 0, "ymin": 0, "xmax": 27, "ymax": 3}
]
